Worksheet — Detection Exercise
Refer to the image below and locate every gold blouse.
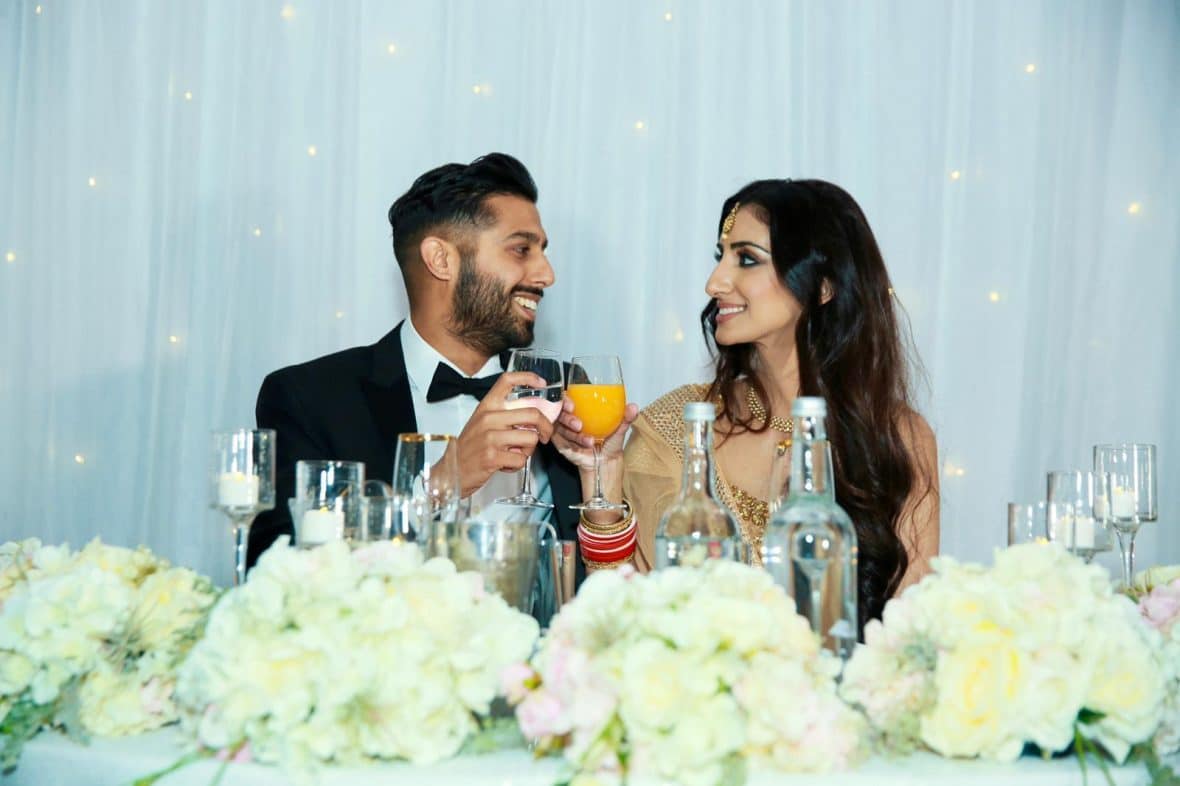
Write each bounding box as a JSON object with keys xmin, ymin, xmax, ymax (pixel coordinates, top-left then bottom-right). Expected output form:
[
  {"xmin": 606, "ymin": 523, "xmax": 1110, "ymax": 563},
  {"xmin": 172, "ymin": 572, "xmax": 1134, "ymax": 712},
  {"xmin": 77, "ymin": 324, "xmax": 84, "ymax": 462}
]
[{"xmin": 624, "ymin": 384, "xmax": 770, "ymax": 571}]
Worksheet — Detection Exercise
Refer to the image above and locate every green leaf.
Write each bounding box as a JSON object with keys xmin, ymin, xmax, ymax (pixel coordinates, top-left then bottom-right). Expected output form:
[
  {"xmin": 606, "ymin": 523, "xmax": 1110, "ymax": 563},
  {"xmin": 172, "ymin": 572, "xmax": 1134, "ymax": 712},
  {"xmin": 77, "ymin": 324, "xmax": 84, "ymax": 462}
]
[{"xmin": 1077, "ymin": 708, "xmax": 1107, "ymax": 725}]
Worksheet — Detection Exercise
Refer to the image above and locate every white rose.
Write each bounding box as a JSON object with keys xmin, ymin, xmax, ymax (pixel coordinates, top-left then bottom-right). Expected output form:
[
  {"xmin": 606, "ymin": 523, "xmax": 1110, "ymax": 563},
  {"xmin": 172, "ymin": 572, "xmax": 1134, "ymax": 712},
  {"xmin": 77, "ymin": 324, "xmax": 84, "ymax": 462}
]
[{"xmin": 920, "ymin": 632, "xmax": 1028, "ymax": 761}]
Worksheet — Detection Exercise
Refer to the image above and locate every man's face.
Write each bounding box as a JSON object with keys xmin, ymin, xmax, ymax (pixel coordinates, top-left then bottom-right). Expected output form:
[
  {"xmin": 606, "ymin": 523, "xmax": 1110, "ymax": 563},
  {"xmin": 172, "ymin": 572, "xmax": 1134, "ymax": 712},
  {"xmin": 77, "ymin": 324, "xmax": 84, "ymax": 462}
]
[{"xmin": 447, "ymin": 194, "xmax": 554, "ymax": 357}]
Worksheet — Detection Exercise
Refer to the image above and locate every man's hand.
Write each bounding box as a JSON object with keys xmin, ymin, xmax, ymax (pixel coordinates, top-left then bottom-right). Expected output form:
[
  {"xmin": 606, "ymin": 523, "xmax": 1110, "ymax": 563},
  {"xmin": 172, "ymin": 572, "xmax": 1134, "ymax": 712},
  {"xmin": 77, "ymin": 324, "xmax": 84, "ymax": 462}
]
[{"xmin": 451, "ymin": 372, "xmax": 555, "ymax": 497}]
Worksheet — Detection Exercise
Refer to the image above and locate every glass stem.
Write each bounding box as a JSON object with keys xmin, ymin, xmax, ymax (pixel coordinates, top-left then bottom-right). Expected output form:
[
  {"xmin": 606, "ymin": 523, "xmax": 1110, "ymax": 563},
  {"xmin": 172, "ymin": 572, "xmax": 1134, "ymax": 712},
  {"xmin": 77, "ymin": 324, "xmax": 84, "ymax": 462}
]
[
  {"xmin": 519, "ymin": 454, "xmax": 534, "ymax": 498},
  {"xmin": 592, "ymin": 441, "xmax": 604, "ymax": 501},
  {"xmin": 232, "ymin": 518, "xmax": 252, "ymax": 586},
  {"xmin": 1115, "ymin": 528, "xmax": 1138, "ymax": 587}
]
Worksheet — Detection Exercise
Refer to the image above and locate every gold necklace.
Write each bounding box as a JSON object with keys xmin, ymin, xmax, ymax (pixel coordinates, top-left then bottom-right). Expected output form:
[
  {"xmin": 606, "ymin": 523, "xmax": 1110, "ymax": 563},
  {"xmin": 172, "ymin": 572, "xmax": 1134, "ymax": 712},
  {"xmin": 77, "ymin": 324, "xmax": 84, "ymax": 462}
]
[{"xmin": 745, "ymin": 386, "xmax": 793, "ymax": 434}]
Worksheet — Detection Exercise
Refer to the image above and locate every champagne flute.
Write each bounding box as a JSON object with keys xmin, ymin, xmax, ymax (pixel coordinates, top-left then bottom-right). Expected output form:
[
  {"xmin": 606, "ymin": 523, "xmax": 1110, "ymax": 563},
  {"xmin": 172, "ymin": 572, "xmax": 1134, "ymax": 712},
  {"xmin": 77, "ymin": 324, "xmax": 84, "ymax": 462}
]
[
  {"xmin": 496, "ymin": 349, "xmax": 565, "ymax": 509},
  {"xmin": 567, "ymin": 355, "xmax": 627, "ymax": 511},
  {"xmin": 210, "ymin": 429, "xmax": 275, "ymax": 585},
  {"xmin": 1093, "ymin": 443, "xmax": 1157, "ymax": 586},
  {"xmin": 392, "ymin": 434, "xmax": 462, "ymax": 545}
]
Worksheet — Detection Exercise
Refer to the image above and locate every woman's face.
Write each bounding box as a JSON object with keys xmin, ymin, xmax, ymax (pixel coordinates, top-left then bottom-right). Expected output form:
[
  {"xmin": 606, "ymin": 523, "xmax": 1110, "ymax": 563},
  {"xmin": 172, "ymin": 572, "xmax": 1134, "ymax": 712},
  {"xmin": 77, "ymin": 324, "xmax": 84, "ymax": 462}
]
[{"xmin": 705, "ymin": 205, "xmax": 803, "ymax": 349}]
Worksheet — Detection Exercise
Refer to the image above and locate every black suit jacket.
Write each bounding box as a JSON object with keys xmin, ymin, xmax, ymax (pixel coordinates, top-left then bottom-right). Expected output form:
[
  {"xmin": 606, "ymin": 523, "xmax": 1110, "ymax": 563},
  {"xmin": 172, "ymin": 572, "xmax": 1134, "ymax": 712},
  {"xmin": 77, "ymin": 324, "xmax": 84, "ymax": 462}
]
[{"xmin": 247, "ymin": 322, "xmax": 583, "ymax": 568}]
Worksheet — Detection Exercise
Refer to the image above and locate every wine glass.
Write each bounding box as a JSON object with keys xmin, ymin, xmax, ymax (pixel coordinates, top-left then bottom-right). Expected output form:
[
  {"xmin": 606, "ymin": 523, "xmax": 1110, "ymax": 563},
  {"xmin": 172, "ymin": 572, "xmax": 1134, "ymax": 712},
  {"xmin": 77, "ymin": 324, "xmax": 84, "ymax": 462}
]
[
  {"xmin": 567, "ymin": 355, "xmax": 627, "ymax": 511},
  {"xmin": 294, "ymin": 460, "xmax": 365, "ymax": 546},
  {"xmin": 1093, "ymin": 443, "xmax": 1157, "ymax": 586},
  {"xmin": 1007, "ymin": 501, "xmax": 1048, "ymax": 546},
  {"xmin": 392, "ymin": 434, "xmax": 462, "ymax": 545},
  {"xmin": 210, "ymin": 429, "xmax": 275, "ymax": 586},
  {"xmin": 1044, "ymin": 471, "xmax": 1112, "ymax": 562},
  {"xmin": 495, "ymin": 349, "xmax": 565, "ymax": 510}
]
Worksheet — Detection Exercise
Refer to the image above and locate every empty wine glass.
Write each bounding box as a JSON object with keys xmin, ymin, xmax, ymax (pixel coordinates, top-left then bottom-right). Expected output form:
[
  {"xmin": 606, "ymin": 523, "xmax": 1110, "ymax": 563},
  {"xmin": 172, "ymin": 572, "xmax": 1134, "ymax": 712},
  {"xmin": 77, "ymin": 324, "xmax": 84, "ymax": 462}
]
[
  {"xmin": 210, "ymin": 429, "xmax": 275, "ymax": 585},
  {"xmin": 496, "ymin": 349, "xmax": 564, "ymax": 510},
  {"xmin": 1093, "ymin": 443, "xmax": 1157, "ymax": 586}
]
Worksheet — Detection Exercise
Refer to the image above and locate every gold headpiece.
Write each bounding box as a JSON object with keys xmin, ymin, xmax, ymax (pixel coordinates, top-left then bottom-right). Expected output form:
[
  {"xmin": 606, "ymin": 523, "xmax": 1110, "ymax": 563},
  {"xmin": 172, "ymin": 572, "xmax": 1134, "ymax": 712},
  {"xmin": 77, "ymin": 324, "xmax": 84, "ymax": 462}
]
[{"xmin": 720, "ymin": 201, "xmax": 740, "ymax": 241}]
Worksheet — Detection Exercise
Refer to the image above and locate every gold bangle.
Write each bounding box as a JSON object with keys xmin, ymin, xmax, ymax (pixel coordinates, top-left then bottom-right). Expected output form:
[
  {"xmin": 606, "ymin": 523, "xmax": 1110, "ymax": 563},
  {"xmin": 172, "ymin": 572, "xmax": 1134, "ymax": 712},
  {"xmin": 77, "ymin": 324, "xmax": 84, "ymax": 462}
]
[
  {"xmin": 578, "ymin": 499, "xmax": 634, "ymax": 535},
  {"xmin": 584, "ymin": 553, "xmax": 634, "ymax": 571}
]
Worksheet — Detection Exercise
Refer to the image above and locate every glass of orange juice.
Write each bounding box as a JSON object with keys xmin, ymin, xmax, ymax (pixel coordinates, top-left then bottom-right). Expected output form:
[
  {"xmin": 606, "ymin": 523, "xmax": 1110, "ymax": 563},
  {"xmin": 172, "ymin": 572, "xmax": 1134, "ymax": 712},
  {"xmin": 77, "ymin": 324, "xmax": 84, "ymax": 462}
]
[{"xmin": 567, "ymin": 354, "xmax": 627, "ymax": 511}]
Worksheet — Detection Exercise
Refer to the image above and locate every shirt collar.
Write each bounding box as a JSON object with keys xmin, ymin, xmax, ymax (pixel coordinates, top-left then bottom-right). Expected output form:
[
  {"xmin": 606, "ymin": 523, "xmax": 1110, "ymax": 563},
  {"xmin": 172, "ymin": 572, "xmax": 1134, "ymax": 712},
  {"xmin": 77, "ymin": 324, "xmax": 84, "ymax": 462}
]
[{"xmin": 401, "ymin": 317, "xmax": 501, "ymax": 392}]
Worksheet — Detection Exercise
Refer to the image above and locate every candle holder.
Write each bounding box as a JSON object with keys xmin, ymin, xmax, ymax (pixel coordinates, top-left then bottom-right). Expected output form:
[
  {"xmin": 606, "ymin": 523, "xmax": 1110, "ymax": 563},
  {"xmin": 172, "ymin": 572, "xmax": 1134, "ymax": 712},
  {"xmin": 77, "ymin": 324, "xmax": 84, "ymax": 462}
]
[
  {"xmin": 294, "ymin": 460, "xmax": 365, "ymax": 547},
  {"xmin": 210, "ymin": 429, "xmax": 276, "ymax": 585},
  {"xmin": 1045, "ymin": 470, "xmax": 1112, "ymax": 564}
]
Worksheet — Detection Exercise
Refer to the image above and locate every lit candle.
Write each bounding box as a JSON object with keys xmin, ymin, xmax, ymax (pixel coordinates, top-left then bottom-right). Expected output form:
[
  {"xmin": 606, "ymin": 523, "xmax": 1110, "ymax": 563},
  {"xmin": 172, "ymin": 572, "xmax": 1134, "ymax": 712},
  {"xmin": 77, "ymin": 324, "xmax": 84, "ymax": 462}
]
[
  {"xmin": 1111, "ymin": 486, "xmax": 1136, "ymax": 518},
  {"xmin": 218, "ymin": 472, "xmax": 259, "ymax": 507},
  {"xmin": 1053, "ymin": 515, "xmax": 1095, "ymax": 549},
  {"xmin": 300, "ymin": 508, "xmax": 343, "ymax": 545}
]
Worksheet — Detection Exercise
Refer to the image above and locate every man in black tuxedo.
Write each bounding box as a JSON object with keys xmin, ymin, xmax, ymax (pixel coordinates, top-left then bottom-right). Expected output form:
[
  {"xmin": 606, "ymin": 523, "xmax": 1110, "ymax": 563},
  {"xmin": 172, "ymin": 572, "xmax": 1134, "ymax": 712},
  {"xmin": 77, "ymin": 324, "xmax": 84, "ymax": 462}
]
[{"xmin": 247, "ymin": 153, "xmax": 581, "ymax": 568}]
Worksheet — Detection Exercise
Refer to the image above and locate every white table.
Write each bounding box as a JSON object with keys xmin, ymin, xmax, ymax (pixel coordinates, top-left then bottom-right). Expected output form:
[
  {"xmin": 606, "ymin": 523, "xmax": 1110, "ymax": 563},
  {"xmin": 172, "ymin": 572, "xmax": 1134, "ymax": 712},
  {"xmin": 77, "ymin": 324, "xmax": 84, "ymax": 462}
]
[{"xmin": 9, "ymin": 729, "xmax": 1161, "ymax": 785}]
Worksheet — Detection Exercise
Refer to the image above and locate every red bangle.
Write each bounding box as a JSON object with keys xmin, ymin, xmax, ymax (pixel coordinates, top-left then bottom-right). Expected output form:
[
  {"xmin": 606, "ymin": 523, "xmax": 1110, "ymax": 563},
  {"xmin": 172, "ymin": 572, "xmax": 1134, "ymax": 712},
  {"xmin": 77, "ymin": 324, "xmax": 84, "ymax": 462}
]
[
  {"xmin": 579, "ymin": 525, "xmax": 637, "ymax": 563},
  {"xmin": 577, "ymin": 519, "xmax": 636, "ymax": 548}
]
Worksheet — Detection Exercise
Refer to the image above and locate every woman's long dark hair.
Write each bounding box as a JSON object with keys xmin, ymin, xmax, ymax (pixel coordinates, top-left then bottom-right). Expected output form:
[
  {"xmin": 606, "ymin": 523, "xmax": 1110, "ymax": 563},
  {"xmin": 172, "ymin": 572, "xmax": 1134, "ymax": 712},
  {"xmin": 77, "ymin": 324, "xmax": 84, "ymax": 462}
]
[{"xmin": 702, "ymin": 179, "xmax": 930, "ymax": 631}]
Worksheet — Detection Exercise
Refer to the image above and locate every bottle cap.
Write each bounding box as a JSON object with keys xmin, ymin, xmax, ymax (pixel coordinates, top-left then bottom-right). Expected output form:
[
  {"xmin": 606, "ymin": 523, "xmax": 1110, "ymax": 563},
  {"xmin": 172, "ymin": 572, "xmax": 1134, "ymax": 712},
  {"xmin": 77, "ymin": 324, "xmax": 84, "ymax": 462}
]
[
  {"xmin": 683, "ymin": 402, "xmax": 716, "ymax": 422},
  {"xmin": 791, "ymin": 396, "xmax": 827, "ymax": 417}
]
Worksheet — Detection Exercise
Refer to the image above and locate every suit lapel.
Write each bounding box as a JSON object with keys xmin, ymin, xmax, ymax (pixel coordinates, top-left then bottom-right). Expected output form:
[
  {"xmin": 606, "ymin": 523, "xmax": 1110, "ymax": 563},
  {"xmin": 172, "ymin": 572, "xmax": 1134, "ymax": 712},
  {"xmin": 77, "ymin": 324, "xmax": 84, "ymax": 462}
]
[{"xmin": 359, "ymin": 322, "xmax": 418, "ymax": 461}]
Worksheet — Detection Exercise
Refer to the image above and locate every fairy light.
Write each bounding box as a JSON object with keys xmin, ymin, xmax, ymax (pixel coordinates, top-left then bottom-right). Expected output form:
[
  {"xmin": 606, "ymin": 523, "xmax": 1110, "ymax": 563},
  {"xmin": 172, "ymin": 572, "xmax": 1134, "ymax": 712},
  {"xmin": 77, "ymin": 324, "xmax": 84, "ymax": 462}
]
[
  {"xmin": 335, "ymin": 310, "xmax": 345, "ymax": 319},
  {"xmin": 252, "ymin": 227, "xmax": 262, "ymax": 237},
  {"xmin": 87, "ymin": 176, "xmax": 97, "ymax": 188},
  {"xmin": 664, "ymin": 12, "xmax": 673, "ymax": 21},
  {"xmin": 472, "ymin": 84, "xmax": 482, "ymax": 94},
  {"xmin": 634, "ymin": 120, "xmax": 646, "ymax": 131},
  {"xmin": 280, "ymin": 4, "xmax": 296, "ymax": 20},
  {"xmin": 949, "ymin": 170, "xmax": 962, "ymax": 181},
  {"xmin": 74, "ymin": 454, "xmax": 86, "ymax": 465},
  {"xmin": 988, "ymin": 291, "xmax": 1001, "ymax": 303},
  {"xmin": 168, "ymin": 335, "xmax": 180, "ymax": 344},
  {"xmin": 1127, "ymin": 202, "xmax": 1142, "ymax": 215},
  {"xmin": 34, "ymin": 4, "xmax": 42, "ymax": 14},
  {"xmin": 387, "ymin": 43, "xmax": 397, "ymax": 55},
  {"xmin": 5, "ymin": 251, "xmax": 14, "ymax": 263},
  {"xmin": 1025, "ymin": 63, "xmax": 1036, "ymax": 74},
  {"xmin": 307, "ymin": 145, "xmax": 317, "ymax": 157},
  {"xmin": 183, "ymin": 90, "xmax": 193, "ymax": 101}
]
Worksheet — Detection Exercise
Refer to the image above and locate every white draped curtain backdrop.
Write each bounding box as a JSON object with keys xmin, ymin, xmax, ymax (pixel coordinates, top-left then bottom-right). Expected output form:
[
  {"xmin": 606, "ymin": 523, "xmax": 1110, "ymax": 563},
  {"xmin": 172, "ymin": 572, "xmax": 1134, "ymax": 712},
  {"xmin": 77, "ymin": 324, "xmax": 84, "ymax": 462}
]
[{"xmin": 1, "ymin": 0, "xmax": 1177, "ymax": 586}]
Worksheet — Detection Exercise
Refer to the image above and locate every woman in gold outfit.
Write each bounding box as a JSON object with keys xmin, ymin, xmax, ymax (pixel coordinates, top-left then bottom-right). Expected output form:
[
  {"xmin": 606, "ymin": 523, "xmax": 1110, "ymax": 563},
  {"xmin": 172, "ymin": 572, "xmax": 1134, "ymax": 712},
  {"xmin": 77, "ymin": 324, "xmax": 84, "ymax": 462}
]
[{"xmin": 556, "ymin": 179, "xmax": 939, "ymax": 628}]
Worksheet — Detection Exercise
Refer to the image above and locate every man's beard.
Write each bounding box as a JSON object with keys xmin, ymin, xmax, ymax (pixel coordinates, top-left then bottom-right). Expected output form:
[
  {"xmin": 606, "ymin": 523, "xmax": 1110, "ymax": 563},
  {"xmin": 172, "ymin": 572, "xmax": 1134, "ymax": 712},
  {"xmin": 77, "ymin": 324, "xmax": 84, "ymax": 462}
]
[{"xmin": 447, "ymin": 253, "xmax": 537, "ymax": 357}]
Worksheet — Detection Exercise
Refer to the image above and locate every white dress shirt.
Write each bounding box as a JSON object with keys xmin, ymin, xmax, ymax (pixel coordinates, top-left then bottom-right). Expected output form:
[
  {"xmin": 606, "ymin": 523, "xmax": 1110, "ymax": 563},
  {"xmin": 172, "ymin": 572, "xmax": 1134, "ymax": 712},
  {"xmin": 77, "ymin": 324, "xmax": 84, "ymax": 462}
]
[{"xmin": 400, "ymin": 318, "xmax": 552, "ymax": 517}]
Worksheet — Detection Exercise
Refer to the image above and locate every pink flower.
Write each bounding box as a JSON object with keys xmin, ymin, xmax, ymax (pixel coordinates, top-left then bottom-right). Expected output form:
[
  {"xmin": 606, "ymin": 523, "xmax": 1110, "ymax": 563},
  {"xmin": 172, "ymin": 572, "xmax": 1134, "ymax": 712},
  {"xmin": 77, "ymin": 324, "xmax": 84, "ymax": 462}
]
[
  {"xmin": 516, "ymin": 688, "xmax": 570, "ymax": 739},
  {"xmin": 500, "ymin": 662, "xmax": 538, "ymax": 705},
  {"xmin": 1140, "ymin": 580, "xmax": 1180, "ymax": 633},
  {"xmin": 139, "ymin": 677, "xmax": 171, "ymax": 716},
  {"xmin": 215, "ymin": 742, "xmax": 253, "ymax": 763}
]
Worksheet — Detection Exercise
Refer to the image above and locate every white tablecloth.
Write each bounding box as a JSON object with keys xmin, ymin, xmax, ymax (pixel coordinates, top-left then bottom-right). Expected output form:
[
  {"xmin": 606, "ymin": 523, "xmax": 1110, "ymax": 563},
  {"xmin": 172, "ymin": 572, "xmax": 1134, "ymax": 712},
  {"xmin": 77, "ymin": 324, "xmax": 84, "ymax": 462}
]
[{"xmin": 9, "ymin": 729, "xmax": 1161, "ymax": 785}]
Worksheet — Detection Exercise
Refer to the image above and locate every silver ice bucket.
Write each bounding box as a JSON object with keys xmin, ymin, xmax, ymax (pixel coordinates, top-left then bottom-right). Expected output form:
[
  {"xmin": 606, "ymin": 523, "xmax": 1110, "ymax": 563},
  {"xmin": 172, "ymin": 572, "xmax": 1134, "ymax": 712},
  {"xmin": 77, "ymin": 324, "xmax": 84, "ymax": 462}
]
[{"xmin": 424, "ymin": 518, "xmax": 548, "ymax": 613}]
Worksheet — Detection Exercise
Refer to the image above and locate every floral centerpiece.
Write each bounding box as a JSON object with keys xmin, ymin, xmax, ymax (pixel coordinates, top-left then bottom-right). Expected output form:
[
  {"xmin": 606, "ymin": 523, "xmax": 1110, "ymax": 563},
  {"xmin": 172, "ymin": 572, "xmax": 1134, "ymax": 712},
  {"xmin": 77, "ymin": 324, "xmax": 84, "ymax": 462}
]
[
  {"xmin": 504, "ymin": 561, "xmax": 864, "ymax": 786},
  {"xmin": 0, "ymin": 538, "xmax": 217, "ymax": 770},
  {"xmin": 1136, "ymin": 568, "xmax": 1180, "ymax": 757},
  {"xmin": 840, "ymin": 543, "xmax": 1168, "ymax": 769},
  {"xmin": 172, "ymin": 539, "xmax": 538, "ymax": 772}
]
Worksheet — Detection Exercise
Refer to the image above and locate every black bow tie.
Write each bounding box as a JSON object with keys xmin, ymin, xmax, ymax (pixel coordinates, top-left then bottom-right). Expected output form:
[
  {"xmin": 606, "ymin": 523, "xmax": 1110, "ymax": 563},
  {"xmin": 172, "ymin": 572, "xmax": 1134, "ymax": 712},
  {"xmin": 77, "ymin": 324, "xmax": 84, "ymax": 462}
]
[{"xmin": 425, "ymin": 363, "xmax": 501, "ymax": 403}]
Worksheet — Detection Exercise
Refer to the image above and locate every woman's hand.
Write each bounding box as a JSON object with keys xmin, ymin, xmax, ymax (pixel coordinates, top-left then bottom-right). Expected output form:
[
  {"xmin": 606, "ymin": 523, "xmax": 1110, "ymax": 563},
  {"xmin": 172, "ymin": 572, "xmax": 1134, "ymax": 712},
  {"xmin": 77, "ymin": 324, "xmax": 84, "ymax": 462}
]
[{"xmin": 551, "ymin": 397, "xmax": 640, "ymax": 472}]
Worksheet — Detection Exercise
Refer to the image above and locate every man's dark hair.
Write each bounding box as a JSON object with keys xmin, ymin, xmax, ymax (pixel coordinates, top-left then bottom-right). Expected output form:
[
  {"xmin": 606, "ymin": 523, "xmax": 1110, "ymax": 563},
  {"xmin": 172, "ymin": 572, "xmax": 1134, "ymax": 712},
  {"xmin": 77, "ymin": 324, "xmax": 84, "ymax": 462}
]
[{"xmin": 387, "ymin": 153, "xmax": 538, "ymax": 269}]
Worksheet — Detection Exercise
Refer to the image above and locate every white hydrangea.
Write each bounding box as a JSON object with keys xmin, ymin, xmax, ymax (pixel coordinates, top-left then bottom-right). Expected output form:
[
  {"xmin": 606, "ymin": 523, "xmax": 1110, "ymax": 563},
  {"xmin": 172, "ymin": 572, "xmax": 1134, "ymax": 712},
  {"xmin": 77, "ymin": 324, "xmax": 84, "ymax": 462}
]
[
  {"xmin": 174, "ymin": 540, "xmax": 538, "ymax": 771},
  {"xmin": 842, "ymin": 543, "xmax": 1168, "ymax": 764},
  {"xmin": 0, "ymin": 537, "xmax": 217, "ymax": 764},
  {"xmin": 509, "ymin": 560, "xmax": 865, "ymax": 785}
]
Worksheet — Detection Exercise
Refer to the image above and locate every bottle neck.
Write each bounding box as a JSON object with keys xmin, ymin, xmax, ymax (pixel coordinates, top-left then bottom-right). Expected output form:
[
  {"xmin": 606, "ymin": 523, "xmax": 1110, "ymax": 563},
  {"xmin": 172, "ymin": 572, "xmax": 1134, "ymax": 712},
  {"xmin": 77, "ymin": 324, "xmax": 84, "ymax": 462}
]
[
  {"xmin": 789, "ymin": 415, "xmax": 836, "ymax": 501},
  {"xmin": 679, "ymin": 419, "xmax": 719, "ymax": 499}
]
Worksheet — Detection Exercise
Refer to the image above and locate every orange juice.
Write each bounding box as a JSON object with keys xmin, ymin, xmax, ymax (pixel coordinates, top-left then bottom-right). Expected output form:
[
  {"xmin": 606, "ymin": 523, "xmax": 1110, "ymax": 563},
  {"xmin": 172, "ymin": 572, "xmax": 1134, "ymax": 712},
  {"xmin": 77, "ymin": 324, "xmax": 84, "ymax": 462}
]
[{"xmin": 567, "ymin": 384, "xmax": 626, "ymax": 440}]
